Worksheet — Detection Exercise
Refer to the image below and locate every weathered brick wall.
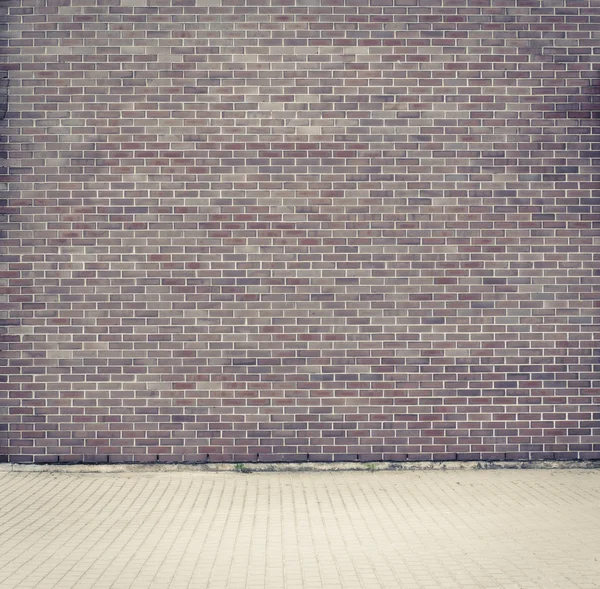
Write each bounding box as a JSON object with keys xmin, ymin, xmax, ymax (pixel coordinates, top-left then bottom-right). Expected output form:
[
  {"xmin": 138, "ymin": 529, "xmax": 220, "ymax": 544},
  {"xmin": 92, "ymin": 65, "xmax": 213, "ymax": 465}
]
[{"xmin": 2, "ymin": 0, "xmax": 599, "ymax": 464}]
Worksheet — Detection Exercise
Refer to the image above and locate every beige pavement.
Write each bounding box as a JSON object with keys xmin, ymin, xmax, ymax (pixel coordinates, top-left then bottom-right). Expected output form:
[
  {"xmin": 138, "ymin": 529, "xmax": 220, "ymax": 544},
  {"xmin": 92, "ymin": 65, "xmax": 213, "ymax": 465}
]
[{"xmin": 0, "ymin": 465, "xmax": 599, "ymax": 589}]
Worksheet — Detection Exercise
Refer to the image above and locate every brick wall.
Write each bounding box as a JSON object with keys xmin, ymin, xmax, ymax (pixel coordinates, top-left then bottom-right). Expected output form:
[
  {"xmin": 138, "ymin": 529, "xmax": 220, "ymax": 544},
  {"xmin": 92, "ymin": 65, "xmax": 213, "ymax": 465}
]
[{"xmin": 2, "ymin": 0, "xmax": 599, "ymax": 464}]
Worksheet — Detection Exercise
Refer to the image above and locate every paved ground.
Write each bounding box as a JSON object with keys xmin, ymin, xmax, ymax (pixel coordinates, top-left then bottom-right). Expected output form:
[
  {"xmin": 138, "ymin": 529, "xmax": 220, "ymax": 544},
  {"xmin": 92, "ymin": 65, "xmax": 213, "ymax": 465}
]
[{"xmin": 0, "ymin": 465, "xmax": 599, "ymax": 589}]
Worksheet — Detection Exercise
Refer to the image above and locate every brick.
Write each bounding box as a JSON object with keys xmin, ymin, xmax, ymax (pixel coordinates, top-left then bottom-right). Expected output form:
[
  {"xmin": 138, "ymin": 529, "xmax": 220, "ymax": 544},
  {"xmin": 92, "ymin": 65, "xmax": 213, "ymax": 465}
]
[{"xmin": 2, "ymin": 0, "xmax": 599, "ymax": 464}]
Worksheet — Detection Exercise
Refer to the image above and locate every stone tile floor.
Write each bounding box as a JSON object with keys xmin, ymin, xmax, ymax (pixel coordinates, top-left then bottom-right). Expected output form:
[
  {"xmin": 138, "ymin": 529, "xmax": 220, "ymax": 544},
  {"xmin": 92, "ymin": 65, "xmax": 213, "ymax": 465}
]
[{"xmin": 0, "ymin": 466, "xmax": 599, "ymax": 588}]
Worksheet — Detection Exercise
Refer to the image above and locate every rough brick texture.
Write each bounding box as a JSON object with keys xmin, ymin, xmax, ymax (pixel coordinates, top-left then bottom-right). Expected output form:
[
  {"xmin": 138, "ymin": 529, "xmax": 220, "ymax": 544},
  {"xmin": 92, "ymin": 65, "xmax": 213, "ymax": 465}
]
[{"xmin": 2, "ymin": 0, "xmax": 599, "ymax": 464}]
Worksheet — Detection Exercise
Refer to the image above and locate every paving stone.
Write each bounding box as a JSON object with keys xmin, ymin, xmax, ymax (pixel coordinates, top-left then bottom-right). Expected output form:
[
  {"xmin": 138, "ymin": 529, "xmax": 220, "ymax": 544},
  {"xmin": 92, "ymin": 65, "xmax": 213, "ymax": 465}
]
[{"xmin": 0, "ymin": 469, "xmax": 599, "ymax": 588}]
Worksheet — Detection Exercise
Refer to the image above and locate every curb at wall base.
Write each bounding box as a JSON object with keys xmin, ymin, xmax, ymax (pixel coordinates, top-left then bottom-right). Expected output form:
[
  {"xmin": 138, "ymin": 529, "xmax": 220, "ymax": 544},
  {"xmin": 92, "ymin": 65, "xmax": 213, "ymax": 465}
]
[{"xmin": 1, "ymin": 460, "xmax": 599, "ymax": 474}]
